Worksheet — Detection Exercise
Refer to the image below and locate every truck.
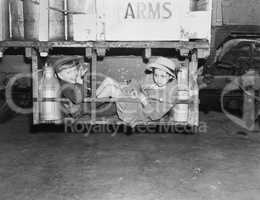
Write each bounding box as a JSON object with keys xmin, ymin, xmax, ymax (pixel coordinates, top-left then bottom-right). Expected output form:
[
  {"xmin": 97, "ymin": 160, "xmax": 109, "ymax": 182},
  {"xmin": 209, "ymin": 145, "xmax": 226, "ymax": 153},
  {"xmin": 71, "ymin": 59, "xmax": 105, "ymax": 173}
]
[{"xmin": 0, "ymin": 0, "xmax": 212, "ymax": 133}]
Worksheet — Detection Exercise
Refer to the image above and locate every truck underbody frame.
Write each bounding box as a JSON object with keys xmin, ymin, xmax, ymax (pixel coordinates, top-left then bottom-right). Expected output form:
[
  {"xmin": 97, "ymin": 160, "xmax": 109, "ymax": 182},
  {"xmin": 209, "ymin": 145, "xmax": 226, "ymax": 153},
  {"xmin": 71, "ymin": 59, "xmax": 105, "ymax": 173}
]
[{"xmin": 0, "ymin": 40, "xmax": 210, "ymax": 129}]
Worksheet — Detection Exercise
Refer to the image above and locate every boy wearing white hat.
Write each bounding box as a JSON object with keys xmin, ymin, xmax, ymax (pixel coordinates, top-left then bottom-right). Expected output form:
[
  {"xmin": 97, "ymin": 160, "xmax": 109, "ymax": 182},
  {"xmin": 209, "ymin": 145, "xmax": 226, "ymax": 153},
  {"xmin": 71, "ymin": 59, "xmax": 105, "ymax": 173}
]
[{"xmin": 96, "ymin": 57, "xmax": 179, "ymax": 126}]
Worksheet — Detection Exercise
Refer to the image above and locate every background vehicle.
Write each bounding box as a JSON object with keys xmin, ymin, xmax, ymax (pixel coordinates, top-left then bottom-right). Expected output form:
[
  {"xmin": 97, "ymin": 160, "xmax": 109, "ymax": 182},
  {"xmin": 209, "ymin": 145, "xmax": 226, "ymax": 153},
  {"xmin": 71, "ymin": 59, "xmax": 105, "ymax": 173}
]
[
  {"xmin": 197, "ymin": 0, "xmax": 260, "ymax": 130},
  {"xmin": 201, "ymin": 39, "xmax": 260, "ymax": 113},
  {"xmin": 200, "ymin": 0, "xmax": 260, "ymax": 113}
]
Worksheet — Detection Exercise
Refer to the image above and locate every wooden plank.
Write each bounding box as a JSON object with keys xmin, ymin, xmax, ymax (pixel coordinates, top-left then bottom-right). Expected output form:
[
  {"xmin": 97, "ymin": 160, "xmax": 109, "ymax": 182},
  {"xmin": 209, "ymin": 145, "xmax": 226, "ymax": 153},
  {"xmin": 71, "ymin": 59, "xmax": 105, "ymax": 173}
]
[
  {"xmin": 94, "ymin": 41, "xmax": 210, "ymax": 49},
  {"xmin": 49, "ymin": 0, "xmax": 65, "ymax": 41},
  {"xmin": 0, "ymin": 0, "xmax": 9, "ymax": 41},
  {"xmin": 96, "ymin": 0, "xmax": 105, "ymax": 41},
  {"xmin": 39, "ymin": 0, "xmax": 49, "ymax": 41},
  {"xmin": 32, "ymin": 48, "xmax": 40, "ymax": 124},
  {"xmin": 242, "ymin": 69, "xmax": 257, "ymax": 131},
  {"xmin": 0, "ymin": 41, "xmax": 94, "ymax": 48},
  {"xmin": 243, "ymin": 88, "xmax": 256, "ymax": 131},
  {"xmin": 0, "ymin": 41, "xmax": 210, "ymax": 49},
  {"xmin": 188, "ymin": 51, "xmax": 199, "ymax": 126},
  {"xmin": 23, "ymin": 0, "xmax": 39, "ymax": 40},
  {"xmin": 91, "ymin": 49, "xmax": 97, "ymax": 122},
  {"xmin": 64, "ymin": 0, "xmax": 68, "ymax": 40},
  {"xmin": 68, "ymin": 0, "xmax": 96, "ymax": 41},
  {"xmin": 32, "ymin": 97, "xmax": 191, "ymax": 105},
  {"xmin": 212, "ymin": 0, "xmax": 223, "ymax": 26},
  {"xmin": 42, "ymin": 118, "xmax": 189, "ymax": 126},
  {"xmin": 173, "ymin": 58, "xmax": 189, "ymax": 123},
  {"xmin": 10, "ymin": 0, "xmax": 24, "ymax": 39},
  {"xmin": 83, "ymin": 97, "xmax": 190, "ymax": 104},
  {"xmin": 80, "ymin": 56, "xmax": 89, "ymax": 115}
]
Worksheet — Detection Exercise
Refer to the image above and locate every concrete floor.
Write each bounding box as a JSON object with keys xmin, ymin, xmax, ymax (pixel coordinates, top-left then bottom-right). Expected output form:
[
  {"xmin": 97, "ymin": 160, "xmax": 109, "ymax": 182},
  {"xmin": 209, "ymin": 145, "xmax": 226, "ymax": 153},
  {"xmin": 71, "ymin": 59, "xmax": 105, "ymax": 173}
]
[{"xmin": 0, "ymin": 112, "xmax": 260, "ymax": 200}]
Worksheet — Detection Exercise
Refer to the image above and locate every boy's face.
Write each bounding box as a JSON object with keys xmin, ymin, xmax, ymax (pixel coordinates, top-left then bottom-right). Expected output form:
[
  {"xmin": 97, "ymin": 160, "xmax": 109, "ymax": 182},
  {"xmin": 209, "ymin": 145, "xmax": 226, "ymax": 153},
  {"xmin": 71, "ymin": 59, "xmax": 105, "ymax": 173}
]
[
  {"xmin": 58, "ymin": 65, "xmax": 87, "ymax": 84},
  {"xmin": 153, "ymin": 68, "xmax": 172, "ymax": 87}
]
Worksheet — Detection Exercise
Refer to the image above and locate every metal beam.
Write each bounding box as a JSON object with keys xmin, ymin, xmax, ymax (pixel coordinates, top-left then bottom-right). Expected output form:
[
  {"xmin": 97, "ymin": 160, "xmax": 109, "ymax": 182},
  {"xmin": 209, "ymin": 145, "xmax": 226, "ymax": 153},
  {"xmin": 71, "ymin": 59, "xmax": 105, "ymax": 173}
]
[{"xmin": 0, "ymin": 41, "xmax": 209, "ymax": 49}]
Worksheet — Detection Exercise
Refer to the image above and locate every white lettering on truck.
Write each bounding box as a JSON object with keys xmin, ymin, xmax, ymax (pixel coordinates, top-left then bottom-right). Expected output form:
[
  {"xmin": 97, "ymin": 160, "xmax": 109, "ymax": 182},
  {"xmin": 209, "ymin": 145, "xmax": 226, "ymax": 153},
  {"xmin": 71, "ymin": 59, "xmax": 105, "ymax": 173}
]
[{"xmin": 124, "ymin": 2, "xmax": 173, "ymax": 19}]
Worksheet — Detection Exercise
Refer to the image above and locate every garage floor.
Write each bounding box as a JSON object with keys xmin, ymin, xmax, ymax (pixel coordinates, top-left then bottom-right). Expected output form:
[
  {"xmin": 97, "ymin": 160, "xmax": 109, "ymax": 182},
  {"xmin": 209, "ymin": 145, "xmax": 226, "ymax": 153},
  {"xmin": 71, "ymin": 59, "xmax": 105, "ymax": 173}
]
[{"xmin": 0, "ymin": 112, "xmax": 260, "ymax": 200}]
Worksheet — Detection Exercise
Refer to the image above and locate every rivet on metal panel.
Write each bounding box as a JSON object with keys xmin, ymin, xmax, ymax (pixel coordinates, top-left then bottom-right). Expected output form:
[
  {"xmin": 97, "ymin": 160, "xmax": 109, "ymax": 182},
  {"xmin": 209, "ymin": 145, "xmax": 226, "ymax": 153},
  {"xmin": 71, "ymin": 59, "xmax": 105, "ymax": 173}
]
[{"xmin": 39, "ymin": 47, "xmax": 49, "ymax": 57}]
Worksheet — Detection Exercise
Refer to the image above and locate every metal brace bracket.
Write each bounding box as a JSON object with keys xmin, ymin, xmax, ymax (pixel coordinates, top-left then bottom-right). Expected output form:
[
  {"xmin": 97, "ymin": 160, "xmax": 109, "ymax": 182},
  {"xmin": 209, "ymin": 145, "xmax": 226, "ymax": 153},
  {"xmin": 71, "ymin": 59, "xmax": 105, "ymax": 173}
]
[
  {"xmin": 143, "ymin": 48, "xmax": 152, "ymax": 60},
  {"xmin": 180, "ymin": 48, "xmax": 190, "ymax": 57},
  {"xmin": 38, "ymin": 46, "xmax": 49, "ymax": 57},
  {"xmin": 96, "ymin": 48, "xmax": 107, "ymax": 57}
]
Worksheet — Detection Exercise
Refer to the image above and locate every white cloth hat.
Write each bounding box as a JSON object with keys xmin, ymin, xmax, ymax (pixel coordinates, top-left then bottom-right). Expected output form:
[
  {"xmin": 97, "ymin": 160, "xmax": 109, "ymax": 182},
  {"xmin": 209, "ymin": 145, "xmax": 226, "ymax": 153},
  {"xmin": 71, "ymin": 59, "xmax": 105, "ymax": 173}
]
[{"xmin": 146, "ymin": 57, "xmax": 178, "ymax": 77}]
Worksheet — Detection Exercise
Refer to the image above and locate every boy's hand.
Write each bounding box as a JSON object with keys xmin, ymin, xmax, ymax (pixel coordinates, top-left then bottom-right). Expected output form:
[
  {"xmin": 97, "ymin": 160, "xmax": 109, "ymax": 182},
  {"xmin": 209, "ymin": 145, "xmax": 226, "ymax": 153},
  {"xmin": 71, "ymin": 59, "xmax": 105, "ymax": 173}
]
[
  {"xmin": 130, "ymin": 89, "xmax": 138, "ymax": 98},
  {"xmin": 138, "ymin": 93, "xmax": 148, "ymax": 106},
  {"xmin": 129, "ymin": 89, "xmax": 148, "ymax": 106}
]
